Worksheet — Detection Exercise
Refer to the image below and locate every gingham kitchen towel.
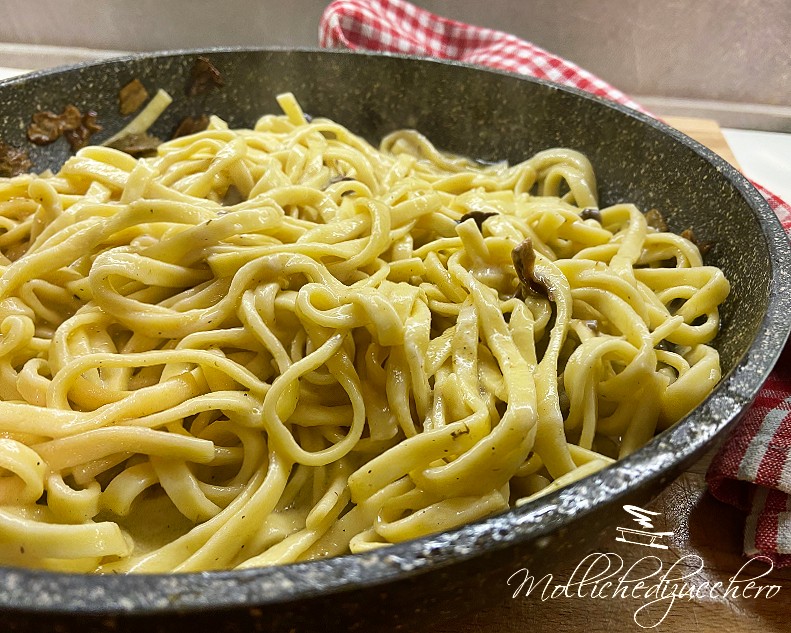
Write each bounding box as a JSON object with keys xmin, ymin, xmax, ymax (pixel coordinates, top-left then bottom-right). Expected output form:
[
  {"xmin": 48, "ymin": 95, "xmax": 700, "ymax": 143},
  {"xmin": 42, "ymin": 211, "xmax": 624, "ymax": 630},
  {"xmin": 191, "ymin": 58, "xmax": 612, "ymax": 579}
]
[{"xmin": 320, "ymin": 0, "xmax": 791, "ymax": 564}]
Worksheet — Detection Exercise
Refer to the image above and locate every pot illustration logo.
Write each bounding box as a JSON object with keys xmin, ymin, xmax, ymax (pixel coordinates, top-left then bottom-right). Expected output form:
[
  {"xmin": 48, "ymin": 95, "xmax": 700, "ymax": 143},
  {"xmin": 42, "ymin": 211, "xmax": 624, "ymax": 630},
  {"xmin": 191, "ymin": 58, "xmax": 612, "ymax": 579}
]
[{"xmin": 615, "ymin": 505, "xmax": 674, "ymax": 550}]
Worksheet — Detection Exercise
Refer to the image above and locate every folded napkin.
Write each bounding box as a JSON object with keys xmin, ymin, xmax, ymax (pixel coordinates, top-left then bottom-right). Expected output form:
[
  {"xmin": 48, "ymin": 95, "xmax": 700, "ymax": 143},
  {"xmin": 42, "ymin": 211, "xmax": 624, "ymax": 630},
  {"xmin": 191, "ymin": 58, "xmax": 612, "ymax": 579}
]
[{"xmin": 320, "ymin": 0, "xmax": 791, "ymax": 564}]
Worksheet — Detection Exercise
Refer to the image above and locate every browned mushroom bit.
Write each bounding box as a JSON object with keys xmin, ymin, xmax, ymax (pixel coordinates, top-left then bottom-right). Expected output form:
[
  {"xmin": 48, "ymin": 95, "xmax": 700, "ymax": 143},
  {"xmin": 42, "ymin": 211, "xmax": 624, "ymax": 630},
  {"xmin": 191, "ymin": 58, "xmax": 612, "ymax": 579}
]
[
  {"xmin": 681, "ymin": 227, "xmax": 713, "ymax": 256},
  {"xmin": 644, "ymin": 207, "xmax": 668, "ymax": 232},
  {"xmin": 186, "ymin": 57, "xmax": 224, "ymax": 96},
  {"xmin": 64, "ymin": 111, "xmax": 102, "ymax": 151},
  {"xmin": 107, "ymin": 133, "xmax": 162, "ymax": 159},
  {"xmin": 579, "ymin": 207, "xmax": 602, "ymax": 222},
  {"xmin": 172, "ymin": 114, "xmax": 211, "ymax": 139},
  {"xmin": 645, "ymin": 205, "xmax": 713, "ymax": 256},
  {"xmin": 511, "ymin": 237, "xmax": 554, "ymax": 300},
  {"xmin": 26, "ymin": 105, "xmax": 102, "ymax": 151},
  {"xmin": 0, "ymin": 141, "xmax": 32, "ymax": 177},
  {"xmin": 458, "ymin": 210, "xmax": 499, "ymax": 230},
  {"xmin": 119, "ymin": 78, "xmax": 150, "ymax": 116}
]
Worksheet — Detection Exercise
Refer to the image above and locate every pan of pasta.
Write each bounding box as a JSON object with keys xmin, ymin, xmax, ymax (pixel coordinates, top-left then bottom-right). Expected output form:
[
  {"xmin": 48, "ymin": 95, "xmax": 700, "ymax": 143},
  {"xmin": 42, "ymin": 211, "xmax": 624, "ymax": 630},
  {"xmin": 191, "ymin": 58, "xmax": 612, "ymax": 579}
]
[{"xmin": 0, "ymin": 49, "xmax": 788, "ymax": 632}]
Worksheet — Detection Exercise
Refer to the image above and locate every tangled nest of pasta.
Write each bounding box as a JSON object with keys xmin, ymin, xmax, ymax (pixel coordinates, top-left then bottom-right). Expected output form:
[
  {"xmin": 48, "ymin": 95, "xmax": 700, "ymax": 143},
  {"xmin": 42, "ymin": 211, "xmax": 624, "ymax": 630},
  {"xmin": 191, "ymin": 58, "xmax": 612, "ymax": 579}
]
[{"xmin": 0, "ymin": 94, "xmax": 728, "ymax": 572}]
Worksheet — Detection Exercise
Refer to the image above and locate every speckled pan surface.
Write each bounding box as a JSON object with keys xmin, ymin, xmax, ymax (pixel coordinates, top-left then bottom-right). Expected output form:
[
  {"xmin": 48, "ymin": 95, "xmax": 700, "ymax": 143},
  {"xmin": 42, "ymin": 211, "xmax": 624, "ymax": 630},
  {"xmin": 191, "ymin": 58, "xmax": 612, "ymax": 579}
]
[{"xmin": 0, "ymin": 48, "xmax": 789, "ymax": 632}]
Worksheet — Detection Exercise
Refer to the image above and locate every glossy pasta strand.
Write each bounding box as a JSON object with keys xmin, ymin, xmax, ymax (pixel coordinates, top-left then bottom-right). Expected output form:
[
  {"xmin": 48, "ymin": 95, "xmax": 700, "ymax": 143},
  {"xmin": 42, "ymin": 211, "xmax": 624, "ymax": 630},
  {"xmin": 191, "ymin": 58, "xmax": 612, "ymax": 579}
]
[{"xmin": 0, "ymin": 93, "xmax": 728, "ymax": 572}]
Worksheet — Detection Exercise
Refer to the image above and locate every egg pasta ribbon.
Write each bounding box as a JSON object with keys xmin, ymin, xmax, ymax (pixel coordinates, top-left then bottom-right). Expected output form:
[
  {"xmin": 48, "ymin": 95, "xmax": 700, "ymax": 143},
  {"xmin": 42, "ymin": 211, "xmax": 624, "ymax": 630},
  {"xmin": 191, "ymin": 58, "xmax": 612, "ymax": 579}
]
[{"xmin": 0, "ymin": 93, "xmax": 728, "ymax": 572}]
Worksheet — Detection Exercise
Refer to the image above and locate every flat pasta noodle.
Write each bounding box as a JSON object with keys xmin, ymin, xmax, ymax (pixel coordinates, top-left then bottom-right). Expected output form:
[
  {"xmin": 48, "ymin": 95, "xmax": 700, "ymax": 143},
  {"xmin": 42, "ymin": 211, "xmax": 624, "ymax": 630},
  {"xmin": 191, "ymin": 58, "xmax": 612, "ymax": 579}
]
[{"xmin": 0, "ymin": 93, "xmax": 729, "ymax": 572}]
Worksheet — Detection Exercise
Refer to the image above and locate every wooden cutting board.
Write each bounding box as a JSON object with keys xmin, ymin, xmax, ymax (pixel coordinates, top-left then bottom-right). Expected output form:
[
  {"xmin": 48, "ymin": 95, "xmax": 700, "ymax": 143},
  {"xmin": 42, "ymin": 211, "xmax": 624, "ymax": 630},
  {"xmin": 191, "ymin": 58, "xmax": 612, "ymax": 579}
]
[
  {"xmin": 434, "ymin": 119, "xmax": 791, "ymax": 633},
  {"xmin": 664, "ymin": 116, "xmax": 741, "ymax": 169}
]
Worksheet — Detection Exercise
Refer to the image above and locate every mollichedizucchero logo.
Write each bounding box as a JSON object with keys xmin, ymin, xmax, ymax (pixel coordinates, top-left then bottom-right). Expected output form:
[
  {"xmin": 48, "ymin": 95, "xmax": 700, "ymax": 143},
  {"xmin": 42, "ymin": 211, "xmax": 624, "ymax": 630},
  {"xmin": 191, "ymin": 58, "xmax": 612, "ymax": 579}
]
[{"xmin": 507, "ymin": 505, "xmax": 782, "ymax": 628}]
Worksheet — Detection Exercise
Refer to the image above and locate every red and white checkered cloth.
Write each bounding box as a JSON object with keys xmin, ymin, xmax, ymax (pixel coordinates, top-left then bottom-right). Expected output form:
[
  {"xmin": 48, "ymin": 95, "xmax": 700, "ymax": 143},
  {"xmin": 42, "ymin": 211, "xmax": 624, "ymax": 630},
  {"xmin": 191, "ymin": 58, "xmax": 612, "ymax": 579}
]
[{"xmin": 320, "ymin": 0, "xmax": 791, "ymax": 564}]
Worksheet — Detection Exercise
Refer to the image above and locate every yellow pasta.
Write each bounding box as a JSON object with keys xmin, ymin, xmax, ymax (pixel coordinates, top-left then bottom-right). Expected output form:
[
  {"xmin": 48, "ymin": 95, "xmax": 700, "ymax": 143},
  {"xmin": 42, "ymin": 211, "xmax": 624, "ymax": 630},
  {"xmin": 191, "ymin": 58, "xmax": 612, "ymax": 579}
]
[{"xmin": 0, "ymin": 93, "xmax": 729, "ymax": 572}]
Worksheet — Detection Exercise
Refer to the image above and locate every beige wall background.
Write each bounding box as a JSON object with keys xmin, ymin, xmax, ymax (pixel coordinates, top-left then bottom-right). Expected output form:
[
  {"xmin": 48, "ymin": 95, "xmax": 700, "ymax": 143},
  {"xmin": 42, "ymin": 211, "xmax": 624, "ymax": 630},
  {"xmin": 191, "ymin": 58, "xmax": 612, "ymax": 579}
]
[{"xmin": 0, "ymin": 0, "xmax": 788, "ymax": 129}]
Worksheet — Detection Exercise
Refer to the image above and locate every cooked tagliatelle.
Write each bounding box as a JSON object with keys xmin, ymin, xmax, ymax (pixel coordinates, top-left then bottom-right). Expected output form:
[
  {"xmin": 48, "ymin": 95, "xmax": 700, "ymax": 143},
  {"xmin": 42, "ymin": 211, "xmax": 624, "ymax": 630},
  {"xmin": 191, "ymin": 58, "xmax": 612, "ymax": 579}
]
[{"xmin": 0, "ymin": 93, "xmax": 729, "ymax": 573}]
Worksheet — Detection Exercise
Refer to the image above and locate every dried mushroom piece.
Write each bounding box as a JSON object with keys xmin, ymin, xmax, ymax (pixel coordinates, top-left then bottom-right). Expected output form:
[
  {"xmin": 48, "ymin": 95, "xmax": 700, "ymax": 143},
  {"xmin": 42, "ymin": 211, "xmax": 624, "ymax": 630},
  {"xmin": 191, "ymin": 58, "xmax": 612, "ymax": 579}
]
[
  {"xmin": 458, "ymin": 210, "xmax": 499, "ymax": 230},
  {"xmin": 580, "ymin": 207, "xmax": 602, "ymax": 222},
  {"xmin": 119, "ymin": 79, "xmax": 150, "ymax": 116},
  {"xmin": 107, "ymin": 132, "xmax": 162, "ymax": 158},
  {"xmin": 27, "ymin": 106, "xmax": 80, "ymax": 145},
  {"xmin": 0, "ymin": 141, "xmax": 32, "ymax": 177},
  {"xmin": 187, "ymin": 57, "xmax": 224, "ymax": 96},
  {"xmin": 26, "ymin": 105, "xmax": 102, "ymax": 151},
  {"xmin": 64, "ymin": 111, "xmax": 102, "ymax": 151},
  {"xmin": 644, "ymin": 208, "xmax": 668, "ymax": 232},
  {"xmin": 681, "ymin": 227, "xmax": 713, "ymax": 256},
  {"xmin": 512, "ymin": 237, "xmax": 554, "ymax": 301},
  {"xmin": 172, "ymin": 114, "xmax": 210, "ymax": 139}
]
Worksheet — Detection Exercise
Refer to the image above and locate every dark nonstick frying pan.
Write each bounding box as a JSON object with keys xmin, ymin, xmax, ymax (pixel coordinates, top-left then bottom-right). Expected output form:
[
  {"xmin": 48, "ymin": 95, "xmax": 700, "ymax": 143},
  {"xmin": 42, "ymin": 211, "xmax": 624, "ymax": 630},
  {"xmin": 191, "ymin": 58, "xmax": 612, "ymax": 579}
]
[{"xmin": 0, "ymin": 48, "xmax": 789, "ymax": 633}]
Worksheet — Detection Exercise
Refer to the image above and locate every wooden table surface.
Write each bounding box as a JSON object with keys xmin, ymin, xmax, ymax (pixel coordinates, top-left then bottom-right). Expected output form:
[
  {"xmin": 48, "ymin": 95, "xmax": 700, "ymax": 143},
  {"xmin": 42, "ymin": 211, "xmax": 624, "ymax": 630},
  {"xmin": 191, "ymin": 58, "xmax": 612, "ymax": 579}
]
[{"xmin": 434, "ymin": 118, "xmax": 791, "ymax": 633}]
